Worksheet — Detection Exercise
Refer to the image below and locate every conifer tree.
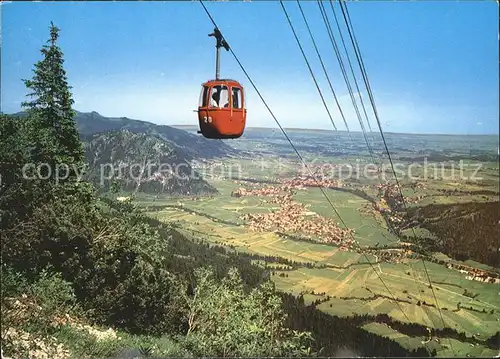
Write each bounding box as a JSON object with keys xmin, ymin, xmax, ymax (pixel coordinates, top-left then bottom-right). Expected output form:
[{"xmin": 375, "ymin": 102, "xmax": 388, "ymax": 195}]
[{"xmin": 22, "ymin": 22, "xmax": 84, "ymax": 179}]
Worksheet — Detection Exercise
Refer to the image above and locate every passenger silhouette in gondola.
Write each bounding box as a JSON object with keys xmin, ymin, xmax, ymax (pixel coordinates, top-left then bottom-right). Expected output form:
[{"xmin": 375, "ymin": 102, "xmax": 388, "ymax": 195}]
[{"xmin": 210, "ymin": 90, "xmax": 220, "ymax": 107}]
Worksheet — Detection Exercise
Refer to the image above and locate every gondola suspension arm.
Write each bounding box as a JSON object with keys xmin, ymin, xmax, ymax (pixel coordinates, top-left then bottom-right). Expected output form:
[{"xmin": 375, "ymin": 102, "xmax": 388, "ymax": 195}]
[{"xmin": 209, "ymin": 28, "xmax": 230, "ymax": 80}]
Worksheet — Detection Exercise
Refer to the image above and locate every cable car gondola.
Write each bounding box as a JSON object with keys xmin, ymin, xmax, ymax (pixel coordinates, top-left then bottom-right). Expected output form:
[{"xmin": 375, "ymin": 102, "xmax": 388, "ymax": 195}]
[{"xmin": 196, "ymin": 28, "xmax": 246, "ymax": 139}]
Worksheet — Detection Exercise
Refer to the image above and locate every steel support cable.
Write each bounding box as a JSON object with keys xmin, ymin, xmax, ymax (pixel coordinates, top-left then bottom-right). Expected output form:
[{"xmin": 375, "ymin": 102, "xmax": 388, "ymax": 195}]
[
  {"xmin": 296, "ymin": 0, "xmax": 389, "ymax": 201},
  {"xmin": 285, "ymin": 0, "xmax": 403, "ymax": 247},
  {"xmin": 198, "ymin": 0, "xmax": 428, "ymax": 340},
  {"xmin": 285, "ymin": 0, "xmax": 398, "ymax": 248},
  {"xmin": 316, "ymin": 0, "xmax": 376, "ymax": 165},
  {"xmin": 337, "ymin": 1, "xmax": 455, "ymax": 354},
  {"xmin": 318, "ymin": 0, "xmax": 387, "ymax": 206},
  {"xmin": 293, "ymin": 2, "xmax": 403, "ymax": 254},
  {"xmin": 298, "ymin": 0, "xmax": 402, "ymax": 243},
  {"xmin": 326, "ymin": 0, "xmax": 424, "ymax": 245},
  {"xmin": 316, "ymin": 4, "xmax": 434, "ymax": 348},
  {"xmin": 328, "ymin": 0, "xmax": 373, "ymax": 134},
  {"xmin": 333, "ymin": 2, "xmax": 448, "ymax": 346},
  {"xmin": 319, "ymin": 1, "xmax": 440, "ymax": 351},
  {"xmin": 295, "ymin": 0, "xmax": 352, "ymax": 138},
  {"xmin": 304, "ymin": 1, "xmax": 441, "ymax": 351},
  {"xmin": 279, "ymin": 1, "xmax": 338, "ymax": 132},
  {"xmin": 337, "ymin": 0, "xmax": 399, "ymax": 189}
]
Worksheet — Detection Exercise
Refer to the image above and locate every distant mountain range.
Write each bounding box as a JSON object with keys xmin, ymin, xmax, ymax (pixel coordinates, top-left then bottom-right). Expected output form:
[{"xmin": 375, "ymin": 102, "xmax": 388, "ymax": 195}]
[{"xmin": 12, "ymin": 110, "xmax": 241, "ymax": 195}]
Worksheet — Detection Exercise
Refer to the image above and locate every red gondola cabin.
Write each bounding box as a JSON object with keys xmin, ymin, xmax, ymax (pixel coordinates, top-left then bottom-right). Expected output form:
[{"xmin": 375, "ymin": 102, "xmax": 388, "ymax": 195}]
[
  {"xmin": 197, "ymin": 79, "xmax": 246, "ymax": 139},
  {"xmin": 196, "ymin": 27, "xmax": 247, "ymax": 139}
]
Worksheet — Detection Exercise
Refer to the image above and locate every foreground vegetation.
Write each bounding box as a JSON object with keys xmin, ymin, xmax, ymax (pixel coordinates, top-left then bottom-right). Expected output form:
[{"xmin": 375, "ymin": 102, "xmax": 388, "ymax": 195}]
[{"xmin": 0, "ymin": 23, "xmax": 313, "ymax": 358}]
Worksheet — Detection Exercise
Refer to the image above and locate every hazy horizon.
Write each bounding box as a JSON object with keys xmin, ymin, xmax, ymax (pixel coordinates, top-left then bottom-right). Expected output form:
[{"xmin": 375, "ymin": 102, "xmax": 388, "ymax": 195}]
[
  {"xmin": 172, "ymin": 124, "xmax": 500, "ymax": 137},
  {"xmin": 9, "ymin": 108, "xmax": 500, "ymax": 137},
  {"xmin": 8, "ymin": 108, "xmax": 499, "ymax": 138}
]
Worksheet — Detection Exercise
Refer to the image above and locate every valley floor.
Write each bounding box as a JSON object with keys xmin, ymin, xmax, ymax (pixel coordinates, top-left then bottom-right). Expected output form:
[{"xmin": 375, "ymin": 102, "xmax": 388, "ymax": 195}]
[{"xmin": 136, "ymin": 161, "xmax": 500, "ymax": 357}]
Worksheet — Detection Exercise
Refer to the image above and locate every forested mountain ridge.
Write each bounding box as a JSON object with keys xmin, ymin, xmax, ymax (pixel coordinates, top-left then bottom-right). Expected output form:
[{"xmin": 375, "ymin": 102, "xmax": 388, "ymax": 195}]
[
  {"xmin": 82, "ymin": 130, "xmax": 218, "ymax": 195},
  {"xmin": 1, "ymin": 22, "xmax": 317, "ymax": 358},
  {"xmin": 13, "ymin": 110, "xmax": 241, "ymax": 161}
]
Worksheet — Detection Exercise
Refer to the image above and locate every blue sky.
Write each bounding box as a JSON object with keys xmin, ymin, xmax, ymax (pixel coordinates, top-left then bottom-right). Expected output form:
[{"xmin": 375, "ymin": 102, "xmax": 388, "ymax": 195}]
[{"xmin": 2, "ymin": 1, "xmax": 498, "ymax": 134}]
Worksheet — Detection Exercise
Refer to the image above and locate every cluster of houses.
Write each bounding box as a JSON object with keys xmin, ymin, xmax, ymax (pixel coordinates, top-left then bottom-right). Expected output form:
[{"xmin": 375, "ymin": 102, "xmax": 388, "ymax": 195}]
[
  {"xmin": 280, "ymin": 176, "xmax": 343, "ymax": 189},
  {"xmin": 376, "ymin": 183, "xmax": 405, "ymax": 210},
  {"xmin": 234, "ymin": 188, "xmax": 354, "ymax": 247},
  {"xmin": 445, "ymin": 262, "xmax": 500, "ymax": 284}
]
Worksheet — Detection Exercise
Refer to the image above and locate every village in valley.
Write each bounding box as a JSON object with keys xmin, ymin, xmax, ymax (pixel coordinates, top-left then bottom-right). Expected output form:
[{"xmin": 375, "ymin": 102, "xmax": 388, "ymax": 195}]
[{"xmin": 227, "ymin": 172, "xmax": 499, "ymax": 284}]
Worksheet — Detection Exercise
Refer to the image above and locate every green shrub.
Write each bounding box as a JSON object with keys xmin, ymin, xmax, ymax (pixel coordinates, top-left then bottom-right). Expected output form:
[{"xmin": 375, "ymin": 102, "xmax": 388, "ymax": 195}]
[{"xmin": 178, "ymin": 266, "xmax": 315, "ymax": 357}]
